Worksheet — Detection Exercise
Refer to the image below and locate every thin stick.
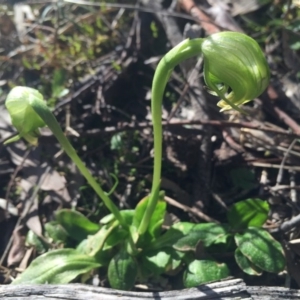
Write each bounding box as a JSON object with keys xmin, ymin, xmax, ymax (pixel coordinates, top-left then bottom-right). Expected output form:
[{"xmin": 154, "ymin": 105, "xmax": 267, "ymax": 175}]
[
  {"xmin": 247, "ymin": 161, "xmax": 300, "ymax": 171},
  {"xmin": 5, "ymin": 148, "xmax": 31, "ymax": 210},
  {"xmin": 83, "ymin": 119, "xmax": 298, "ymax": 139},
  {"xmin": 0, "ymin": 166, "xmax": 51, "ymax": 267},
  {"xmin": 276, "ymin": 139, "xmax": 298, "ymax": 184},
  {"xmin": 164, "ymin": 196, "xmax": 219, "ymax": 223}
]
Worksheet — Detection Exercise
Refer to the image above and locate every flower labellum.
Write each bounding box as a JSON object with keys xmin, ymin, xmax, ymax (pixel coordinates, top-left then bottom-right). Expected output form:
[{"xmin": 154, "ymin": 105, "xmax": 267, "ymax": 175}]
[{"xmin": 201, "ymin": 31, "xmax": 270, "ymax": 111}]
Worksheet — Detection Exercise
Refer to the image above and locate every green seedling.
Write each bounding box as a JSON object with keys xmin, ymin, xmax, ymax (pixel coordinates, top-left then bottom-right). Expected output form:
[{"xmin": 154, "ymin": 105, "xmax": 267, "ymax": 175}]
[{"xmin": 6, "ymin": 32, "xmax": 283, "ymax": 289}]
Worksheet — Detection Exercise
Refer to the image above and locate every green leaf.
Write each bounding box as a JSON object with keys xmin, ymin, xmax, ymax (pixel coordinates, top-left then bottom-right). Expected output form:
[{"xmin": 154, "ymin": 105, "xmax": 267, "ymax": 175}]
[
  {"xmin": 174, "ymin": 223, "xmax": 229, "ymax": 252},
  {"xmin": 108, "ymin": 248, "xmax": 138, "ymax": 290},
  {"xmin": 142, "ymin": 249, "xmax": 171, "ymax": 276},
  {"xmin": 51, "ymin": 68, "xmax": 68, "ymax": 98},
  {"xmin": 166, "ymin": 249, "xmax": 185, "ymax": 273},
  {"xmin": 85, "ymin": 222, "xmax": 118, "ymax": 256},
  {"xmin": 110, "ymin": 132, "xmax": 124, "ymax": 150},
  {"xmin": 135, "ymin": 185, "xmax": 162, "ymax": 236},
  {"xmin": 25, "ymin": 230, "xmax": 48, "ymax": 253},
  {"xmin": 147, "ymin": 197, "xmax": 166, "ymax": 238},
  {"xmin": 183, "ymin": 259, "xmax": 230, "ymax": 287},
  {"xmin": 235, "ymin": 248, "xmax": 262, "ymax": 276},
  {"xmin": 82, "ymin": 221, "xmax": 129, "ymax": 257},
  {"xmin": 100, "ymin": 210, "xmax": 135, "ymax": 225},
  {"xmin": 76, "ymin": 239, "xmax": 112, "ymax": 266},
  {"xmin": 132, "ymin": 196, "xmax": 149, "ymax": 230},
  {"xmin": 227, "ymin": 198, "xmax": 269, "ymax": 229},
  {"xmin": 235, "ymin": 227, "xmax": 285, "ymax": 273},
  {"xmin": 132, "ymin": 191, "xmax": 167, "ymax": 234},
  {"xmin": 290, "ymin": 41, "xmax": 300, "ymax": 51},
  {"xmin": 148, "ymin": 222, "xmax": 195, "ymax": 250},
  {"xmin": 44, "ymin": 221, "xmax": 69, "ymax": 244},
  {"xmin": 55, "ymin": 209, "xmax": 100, "ymax": 242},
  {"xmin": 104, "ymin": 227, "xmax": 129, "ymax": 250},
  {"xmin": 12, "ymin": 249, "xmax": 101, "ymax": 284},
  {"xmin": 131, "ymin": 196, "xmax": 149, "ymax": 243}
]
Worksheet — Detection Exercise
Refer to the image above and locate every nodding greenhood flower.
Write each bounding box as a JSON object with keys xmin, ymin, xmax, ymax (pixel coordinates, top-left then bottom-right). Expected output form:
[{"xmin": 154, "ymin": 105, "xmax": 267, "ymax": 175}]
[
  {"xmin": 201, "ymin": 31, "xmax": 270, "ymax": 112},
  {"xmin": 5, "ymin": 86, "xmax": 46, "ymax": 145}
]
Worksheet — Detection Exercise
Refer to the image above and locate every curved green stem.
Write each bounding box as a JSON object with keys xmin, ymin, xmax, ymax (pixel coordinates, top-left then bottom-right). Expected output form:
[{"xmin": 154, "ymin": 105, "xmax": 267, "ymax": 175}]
[
  {"xmin": 138, "ymin": 38, "xmax": 204, "ymax": 235},
  {"xmin": 30, "ymin": 100, "xmax": 126, "ymax": 227}
]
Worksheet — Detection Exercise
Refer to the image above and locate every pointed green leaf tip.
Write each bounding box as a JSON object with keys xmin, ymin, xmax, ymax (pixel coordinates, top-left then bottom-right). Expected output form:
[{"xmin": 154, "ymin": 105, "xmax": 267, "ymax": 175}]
[
  {"xmin": 201, "ymin": 31, "xmax": 270, "ymax": 111},
  {"xmin": 5, "ymin": 86, "xmax": 46, "ymax": 145}
]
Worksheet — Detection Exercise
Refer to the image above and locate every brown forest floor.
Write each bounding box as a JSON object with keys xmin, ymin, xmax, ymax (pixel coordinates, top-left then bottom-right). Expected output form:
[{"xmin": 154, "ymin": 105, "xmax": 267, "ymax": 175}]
[{"xmin": 1, "ymin": 0, "xmax": 300, "ymax": 290}]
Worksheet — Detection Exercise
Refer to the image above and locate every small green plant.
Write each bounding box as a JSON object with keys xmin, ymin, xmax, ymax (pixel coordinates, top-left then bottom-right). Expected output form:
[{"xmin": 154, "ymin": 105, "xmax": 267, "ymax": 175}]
[{"xmin": 5, "ymin": 32, "xmax": 284, "ymax": 289}]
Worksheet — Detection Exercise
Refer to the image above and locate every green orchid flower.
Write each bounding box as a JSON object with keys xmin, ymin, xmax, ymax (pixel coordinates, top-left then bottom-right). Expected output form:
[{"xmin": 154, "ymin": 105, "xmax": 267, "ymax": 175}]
[
  {"xmin": 5, "ymin": 86, "xmax": 46, "ymax": 145},
  {"xmin": 201, "ymin": 32, "xmax": 270, "ymax": 111}
]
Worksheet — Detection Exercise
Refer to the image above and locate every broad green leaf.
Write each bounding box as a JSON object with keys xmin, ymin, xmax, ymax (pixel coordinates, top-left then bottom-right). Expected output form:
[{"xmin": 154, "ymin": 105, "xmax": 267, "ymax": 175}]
[
  {"xmin": 131, "ymin": 192, "xmax": 165, "ymax": 244},
  {"xmin": 55, "ymin": 209, "xmax": 100, "ymax": 242},
  {"xmin": 227, "ymin": 198, "xmax": 269, "ymax": 229},
  {"xmin": 76, "ymin": 239, "xmax": 113, "ymax": 265},
  {"xmin": 12, "ymin": 249, "xmax": 101, "ymax": 284},
  {"xmin": 108, "ymin": 248, "xmax": 138, "ymax": 290},
  {"xmin": 147, "ymin": 197, "xmax": 166, "ymax": 238},
  {"xmin": 166, "ymin": 249, "xmax": 185, "ymax": 273},
  {"xmin": 142, "ymin": 249, "xmax": 171, "ymax": 276},
  {"xmin": 76, "ymin": 239, "xmax": 88, "ymax": 254},
  {"xmin": 183, "ymin": 259, "xmax": 230, "ymax": 287},
  {"xmin": 100, "ymin": 214, "xmax": 115, "ymax": 224},
  {"xmin": 85, "ymin": 222, "xmax": 118, "ymax": 256},
  {"xmin": 25, "ymin": 230, "xmax": 48, "ymax": 253},
  {"xmin": 82, "ymin": 221, "xmax": 129, "ymax": 256},
  {"xmin": 44, "ymin": 221, "xmax": 69, "ymax": 244},
  {"xmin": 235, "ymin": 227, "xmax": 285, "ymax": 273},
  {"xmin": 130, "ymin": 196, "xmax": 149, "ymax": 243},
  {"xmin": 132, "ymin": 196, "xmax": 149, "ymax": 230},
  {"xmin": 148, "ymin": 222, "xmax": 195, "ymax": 250},
  {"xmin": 104, "ymin": 227, "xmax": 129, "ymax": 250},
  {"xmin": 100, "ymin": 210, "xmax": 135, "ymax": 225},
  {"xmin": 174, "ymin": 223, "xmax": 229, "ymax": 252},
  {"xmin": 134, "ymin": 185, "xmax": 162, "ymax": 236},
  {"xmin": 235, "ymin": 248, "xmax": 262, "ymax": 276}
]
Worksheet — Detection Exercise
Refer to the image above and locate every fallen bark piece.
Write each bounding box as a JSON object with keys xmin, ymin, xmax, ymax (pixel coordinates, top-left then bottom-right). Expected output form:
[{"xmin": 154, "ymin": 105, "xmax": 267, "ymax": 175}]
[{"xmin": 0, "ymin": 278, "xmax": 299, "ymax": 299}]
